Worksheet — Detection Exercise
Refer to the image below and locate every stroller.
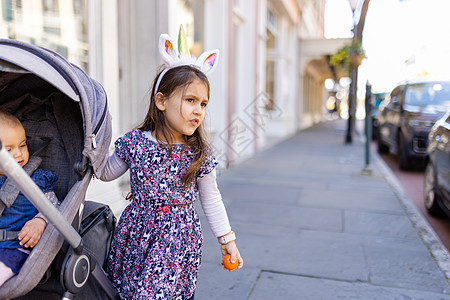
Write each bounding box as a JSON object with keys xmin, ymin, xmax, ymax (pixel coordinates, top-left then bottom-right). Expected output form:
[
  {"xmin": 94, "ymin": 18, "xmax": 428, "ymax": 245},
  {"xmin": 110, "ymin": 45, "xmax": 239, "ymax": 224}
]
[{"xmin": 0, "ymin": 39, "xmax": 119, "ymax": 299}]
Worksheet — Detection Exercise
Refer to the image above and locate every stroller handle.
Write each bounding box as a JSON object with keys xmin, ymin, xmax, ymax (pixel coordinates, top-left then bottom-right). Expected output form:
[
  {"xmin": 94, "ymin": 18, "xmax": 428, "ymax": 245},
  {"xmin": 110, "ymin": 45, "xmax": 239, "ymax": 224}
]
[{"xmin": 0, "ymin": 141, "xmax": 83, "ymax": 253}]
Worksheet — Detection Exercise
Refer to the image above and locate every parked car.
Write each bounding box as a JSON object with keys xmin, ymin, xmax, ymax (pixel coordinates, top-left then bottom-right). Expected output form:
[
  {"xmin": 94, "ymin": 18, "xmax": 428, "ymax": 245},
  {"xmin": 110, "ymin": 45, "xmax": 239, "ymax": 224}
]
[
  {"xmin": 424, "ymin": 110, "xmax": 450, "ymax": 217},
  {"xmin": 377, "ymin": 80, "xmax": 450, "ymax": 169}
]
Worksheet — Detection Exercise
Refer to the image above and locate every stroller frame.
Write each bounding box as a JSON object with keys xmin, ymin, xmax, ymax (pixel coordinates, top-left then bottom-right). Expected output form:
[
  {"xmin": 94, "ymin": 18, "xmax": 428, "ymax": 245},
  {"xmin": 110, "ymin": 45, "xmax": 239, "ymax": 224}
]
[
  {"xmin": 0, "ymin": 145, "xmax": 118, "ymax": 299},
  {"xmin": 0, "ymin": 39, "xmax": 119, "ymax": 299}
]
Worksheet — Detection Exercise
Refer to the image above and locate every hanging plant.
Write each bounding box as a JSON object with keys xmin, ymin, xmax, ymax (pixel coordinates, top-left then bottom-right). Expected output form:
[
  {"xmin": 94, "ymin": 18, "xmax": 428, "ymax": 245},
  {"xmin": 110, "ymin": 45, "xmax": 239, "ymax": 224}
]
[{"xmin": 329, "ymin": 40, "xmax": 365, "ymax": 73}]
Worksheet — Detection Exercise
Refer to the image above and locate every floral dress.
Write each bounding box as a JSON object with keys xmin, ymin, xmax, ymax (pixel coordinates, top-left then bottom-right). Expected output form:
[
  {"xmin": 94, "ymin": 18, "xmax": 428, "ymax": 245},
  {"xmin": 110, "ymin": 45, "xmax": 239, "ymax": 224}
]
[{"xmin": 107, "ymin": 129, "xmax": 217, "ymax": 300}]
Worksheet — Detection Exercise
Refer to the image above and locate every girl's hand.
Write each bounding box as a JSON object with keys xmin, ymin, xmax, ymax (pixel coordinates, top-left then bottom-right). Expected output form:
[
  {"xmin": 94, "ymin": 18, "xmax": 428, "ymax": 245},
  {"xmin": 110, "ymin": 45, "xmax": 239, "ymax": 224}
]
[
  {"xmin": 18, "ymin": 217, "xmax": 47, "ymax": 248},
  {"xmin": 220, "ymin": 240, "xmax": 244, "ymax": 271}
]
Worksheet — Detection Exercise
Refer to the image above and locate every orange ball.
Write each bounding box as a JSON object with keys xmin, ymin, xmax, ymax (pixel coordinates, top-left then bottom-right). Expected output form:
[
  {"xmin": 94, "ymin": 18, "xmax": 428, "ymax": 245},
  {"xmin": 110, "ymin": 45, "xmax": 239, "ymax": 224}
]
[{"xmin": 222, "ymin": 254, "xmax": 238, "ymax": 270}]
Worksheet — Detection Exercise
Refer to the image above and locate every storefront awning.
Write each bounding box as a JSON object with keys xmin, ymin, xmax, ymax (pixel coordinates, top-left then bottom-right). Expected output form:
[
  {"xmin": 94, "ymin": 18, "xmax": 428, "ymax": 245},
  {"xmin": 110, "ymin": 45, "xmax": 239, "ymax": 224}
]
[{"xmin": 300, "ymin": 38, "xmax": 352, "ymax": 81}]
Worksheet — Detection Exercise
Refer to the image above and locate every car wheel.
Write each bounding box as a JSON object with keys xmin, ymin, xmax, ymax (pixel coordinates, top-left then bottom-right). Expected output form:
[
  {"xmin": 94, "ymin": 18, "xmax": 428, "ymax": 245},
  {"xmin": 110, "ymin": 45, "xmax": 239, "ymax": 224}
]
[
  {"xmin": 372, "ymin": 126, "xmax": 378, "ymax": 140},
  {"xmin": 398, "ymin": 134, "xmax": 411, "ymax": 170},
  {"xmin": 377, "ymin": 134, "xmax": 389, "ymax": 153},
  {"xmin": 424, "ymin": 162, "xmax": 446, "ymax": 218},
  {"xmin": 372, "ymin": 119, "xmax": 379, "ymax": 140}
]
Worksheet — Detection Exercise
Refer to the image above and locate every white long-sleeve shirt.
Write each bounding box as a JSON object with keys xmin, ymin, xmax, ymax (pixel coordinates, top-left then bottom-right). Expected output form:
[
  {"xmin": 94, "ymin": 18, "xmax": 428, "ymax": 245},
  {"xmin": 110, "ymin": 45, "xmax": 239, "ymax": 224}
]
[{"xmin": 100, "ymin": 132, "xmax": 231, "ymax": 238}]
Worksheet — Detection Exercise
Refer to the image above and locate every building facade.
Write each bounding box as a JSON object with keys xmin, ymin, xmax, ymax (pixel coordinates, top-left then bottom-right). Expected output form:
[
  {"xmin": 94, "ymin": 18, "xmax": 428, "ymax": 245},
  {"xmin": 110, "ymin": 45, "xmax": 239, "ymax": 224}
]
[{"xmin": 0, "ymin": 0, "xmax": 349, "ymax": 171}]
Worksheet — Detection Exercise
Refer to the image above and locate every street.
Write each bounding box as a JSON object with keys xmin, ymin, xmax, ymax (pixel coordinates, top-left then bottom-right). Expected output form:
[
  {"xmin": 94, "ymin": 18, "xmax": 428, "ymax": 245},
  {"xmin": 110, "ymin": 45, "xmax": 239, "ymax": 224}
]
[{"xmin": 373, "ymin": 144, "xmax": 450, "ymax": 252}]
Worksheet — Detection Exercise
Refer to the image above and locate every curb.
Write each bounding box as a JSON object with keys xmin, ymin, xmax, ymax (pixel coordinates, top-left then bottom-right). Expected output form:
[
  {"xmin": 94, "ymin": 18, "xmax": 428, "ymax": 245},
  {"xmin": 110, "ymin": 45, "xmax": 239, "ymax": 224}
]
[{"xmin": 370, "ymin": 145, "xmax": 450, "ymax": 286}]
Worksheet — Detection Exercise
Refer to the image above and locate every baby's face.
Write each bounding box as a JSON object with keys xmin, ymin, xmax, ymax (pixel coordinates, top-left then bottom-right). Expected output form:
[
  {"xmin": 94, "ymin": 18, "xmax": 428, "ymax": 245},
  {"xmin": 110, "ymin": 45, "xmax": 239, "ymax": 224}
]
[{"xmin": 0, "ymin": 124, "xmax": 29, "ymax": 176}]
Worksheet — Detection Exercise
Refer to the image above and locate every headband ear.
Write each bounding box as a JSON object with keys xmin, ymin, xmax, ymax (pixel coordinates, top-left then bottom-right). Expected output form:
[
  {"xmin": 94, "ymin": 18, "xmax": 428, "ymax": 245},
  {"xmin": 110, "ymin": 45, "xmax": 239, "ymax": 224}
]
[
  {"xmin": 196, "ymin": 49, "xmax": 219, "ymax": 75},
  {"xmin": 159, "ymin": 34, "xmax": 178, "ymax": 67}
]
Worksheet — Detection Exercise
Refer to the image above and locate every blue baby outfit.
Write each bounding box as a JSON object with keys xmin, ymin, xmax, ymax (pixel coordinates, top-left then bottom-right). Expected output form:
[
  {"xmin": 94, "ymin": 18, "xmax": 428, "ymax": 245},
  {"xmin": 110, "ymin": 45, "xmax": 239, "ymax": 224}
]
[{"xmin": 0, "ymin": 169, "xmax": 58, "ymax": 251}]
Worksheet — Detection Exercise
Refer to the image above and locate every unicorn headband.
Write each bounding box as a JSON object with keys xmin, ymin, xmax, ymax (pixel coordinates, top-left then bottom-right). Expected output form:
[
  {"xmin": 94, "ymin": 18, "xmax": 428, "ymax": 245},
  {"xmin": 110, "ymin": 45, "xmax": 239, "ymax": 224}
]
[{"xmin": 154, "ymin": 25, "xmax": 220, "ymax": 95}]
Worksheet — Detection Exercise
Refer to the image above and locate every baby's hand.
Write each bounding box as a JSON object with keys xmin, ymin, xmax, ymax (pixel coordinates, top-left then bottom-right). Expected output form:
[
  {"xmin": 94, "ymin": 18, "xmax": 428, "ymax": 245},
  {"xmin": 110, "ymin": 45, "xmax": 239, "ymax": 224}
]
[{"xmin": 18, "ymin": 217, "xmax": 47, "ymax": 248}]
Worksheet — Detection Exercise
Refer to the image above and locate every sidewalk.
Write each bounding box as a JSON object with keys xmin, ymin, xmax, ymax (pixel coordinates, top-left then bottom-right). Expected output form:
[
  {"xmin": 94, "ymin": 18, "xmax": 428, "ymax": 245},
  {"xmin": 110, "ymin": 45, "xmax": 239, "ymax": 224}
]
[
  {"xmin": 194, "ymin": 119, "xmax": 450, "ymax": 300},
  {"xmin": 86, "ymin": 119, "xmax": 450, "ymax": 299}
]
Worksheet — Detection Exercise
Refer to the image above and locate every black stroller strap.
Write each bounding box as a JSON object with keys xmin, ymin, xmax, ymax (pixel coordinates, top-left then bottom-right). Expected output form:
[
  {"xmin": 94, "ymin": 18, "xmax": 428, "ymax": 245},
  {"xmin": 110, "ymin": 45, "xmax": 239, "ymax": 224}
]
[
  {"xmin": 0, "ymin": 229, "xmax": 20, "ymax": 241},
  {"xmin": 0, "ymin": 156, "xmax": 42, "ymax": 216}
]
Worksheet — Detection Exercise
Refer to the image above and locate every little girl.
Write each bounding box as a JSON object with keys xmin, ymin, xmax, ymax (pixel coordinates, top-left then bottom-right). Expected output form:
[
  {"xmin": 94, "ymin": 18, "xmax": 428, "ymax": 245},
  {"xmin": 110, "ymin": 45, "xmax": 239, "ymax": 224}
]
[
  {"xmin": 100, "ymin": 28, "xmax": 243, "ymax": 299},
  {"xmin": 0, "ymin": 110, "xmax": 59, "ymax": 286}
]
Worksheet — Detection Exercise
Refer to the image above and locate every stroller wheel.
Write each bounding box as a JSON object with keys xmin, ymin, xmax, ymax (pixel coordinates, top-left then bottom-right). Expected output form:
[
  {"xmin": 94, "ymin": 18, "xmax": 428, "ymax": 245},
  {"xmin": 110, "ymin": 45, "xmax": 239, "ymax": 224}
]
[{"xmin": 61, "ymin": 252, "xmax": 90, "ymax": 294}]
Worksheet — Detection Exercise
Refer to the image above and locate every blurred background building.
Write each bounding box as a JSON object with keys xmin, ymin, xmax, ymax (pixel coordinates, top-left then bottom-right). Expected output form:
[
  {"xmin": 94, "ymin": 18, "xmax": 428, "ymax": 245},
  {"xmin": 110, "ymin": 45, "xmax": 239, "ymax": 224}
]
[{"xmin": 0, "ymin": 0, "xmax": 350, "ymax": 171}]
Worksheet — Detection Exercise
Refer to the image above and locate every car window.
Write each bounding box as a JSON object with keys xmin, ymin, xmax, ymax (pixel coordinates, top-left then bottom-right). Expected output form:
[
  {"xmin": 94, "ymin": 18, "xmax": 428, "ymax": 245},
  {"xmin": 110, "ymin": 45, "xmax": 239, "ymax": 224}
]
[
  {"xmin": 404, "ymin": 82, "xmax": 450, "ymax": 107},
  {"xmin": 389, "ymin": 87, "xmax": 400, "ymax": 107}
]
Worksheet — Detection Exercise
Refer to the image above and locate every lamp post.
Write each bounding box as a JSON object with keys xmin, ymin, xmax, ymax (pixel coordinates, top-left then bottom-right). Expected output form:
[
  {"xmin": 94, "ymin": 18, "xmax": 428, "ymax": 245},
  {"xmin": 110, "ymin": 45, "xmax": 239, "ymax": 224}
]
[
  {"xmin": 362, "ymin": 80, "xmax": 373, "ymax": 175},
  {"xmin": 345, "ymin": 0, "xmax": 371, "ymax": 144},
  {"xmin": 345, "ymin": 0, "xmax": 359, "ymax": 144}
]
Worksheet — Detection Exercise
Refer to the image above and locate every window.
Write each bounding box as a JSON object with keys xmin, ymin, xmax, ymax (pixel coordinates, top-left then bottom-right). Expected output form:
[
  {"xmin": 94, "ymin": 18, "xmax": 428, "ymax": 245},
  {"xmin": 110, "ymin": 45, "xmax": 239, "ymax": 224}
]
[
  {"xmin": 1, "ymin": 0, "xmax": 13, "ymax": 22},
  {"xmin": 42, "ymin": 0, "xmax": 61, "ymax": 35},
  {"xmin": 405, "ymin": 83, "xmax": 450, "ymax": 107},
  {"xmin": 73, "ymin": 0, "xmax": 87, "ymax": 43},
  {"xmin": 265, "ymin": 60, "xmax": 275, "ymax": 110},
  {"xmin": 265, "ymin": 7, "xmax": 278, "ymax": 111},
  {"xmin": 390, "ymin": 87, "xmax": 400, "ymax": 107},
  {"xmin": 0, "ymin": 1, "xmax": 89, "ymax": 72},
  {"xmin": 42, "ymin": 0, "xmax": 58, "ymax": 12},
  {"xmin": 267, "ymin": 9, "xmax": 277, "ymax": 32}
]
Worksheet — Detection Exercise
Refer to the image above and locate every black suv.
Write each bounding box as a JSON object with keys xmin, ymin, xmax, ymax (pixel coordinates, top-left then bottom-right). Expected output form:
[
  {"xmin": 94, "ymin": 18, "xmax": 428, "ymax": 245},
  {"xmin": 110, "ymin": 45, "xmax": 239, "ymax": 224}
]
[
  {"xmin": 377, "ymin": 80, "xmax": 450, "ymax": 169},
  {"xmin": 424, "ymin": 110, "xmax": 450, "ymax": 217}
]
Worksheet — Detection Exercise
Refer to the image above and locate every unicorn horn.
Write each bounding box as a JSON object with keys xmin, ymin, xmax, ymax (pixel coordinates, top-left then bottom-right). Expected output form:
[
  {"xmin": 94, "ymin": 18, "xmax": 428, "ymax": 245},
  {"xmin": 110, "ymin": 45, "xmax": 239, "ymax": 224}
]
[{"xmin": 178, "ymin": 25, "xmax": 191, "ymax": 58}]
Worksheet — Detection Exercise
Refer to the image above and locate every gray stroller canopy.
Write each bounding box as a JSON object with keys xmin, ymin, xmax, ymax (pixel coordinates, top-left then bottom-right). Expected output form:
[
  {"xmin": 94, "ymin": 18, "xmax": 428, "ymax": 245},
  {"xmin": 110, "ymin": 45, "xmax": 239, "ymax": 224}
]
[
  {"xmin": 0, "ymin": 39, "xmax": 113, "ymax": 299},
  {"xmin": 0, "ymin": 39, "xmax": 111, "ymax": 180}
]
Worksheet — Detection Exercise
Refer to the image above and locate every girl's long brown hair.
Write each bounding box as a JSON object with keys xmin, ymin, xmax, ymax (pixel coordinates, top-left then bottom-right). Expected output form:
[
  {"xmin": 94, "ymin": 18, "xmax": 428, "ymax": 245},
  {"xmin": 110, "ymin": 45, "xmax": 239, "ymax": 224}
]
[{"xmin": 138, "ymin": 65, "xmax": 211, "ymax": 187}]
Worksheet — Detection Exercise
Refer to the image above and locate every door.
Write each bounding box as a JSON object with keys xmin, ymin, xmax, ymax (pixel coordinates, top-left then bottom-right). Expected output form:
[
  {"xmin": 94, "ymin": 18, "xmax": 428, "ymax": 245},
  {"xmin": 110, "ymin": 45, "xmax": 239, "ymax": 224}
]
[{"xmin": 436, "ymin": 113, "xmax": 450, "ymax": 204}]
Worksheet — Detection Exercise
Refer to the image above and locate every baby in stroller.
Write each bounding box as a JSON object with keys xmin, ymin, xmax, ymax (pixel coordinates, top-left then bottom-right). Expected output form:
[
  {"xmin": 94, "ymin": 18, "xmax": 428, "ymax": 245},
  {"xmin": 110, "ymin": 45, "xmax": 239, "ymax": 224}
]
[
  {"xmin": 0, "ymin": 110, "xmax": 60, "ymax": 286},
  {"xmin": 0, "ymin": 39, "xmax": 118, "ymax": 299}
]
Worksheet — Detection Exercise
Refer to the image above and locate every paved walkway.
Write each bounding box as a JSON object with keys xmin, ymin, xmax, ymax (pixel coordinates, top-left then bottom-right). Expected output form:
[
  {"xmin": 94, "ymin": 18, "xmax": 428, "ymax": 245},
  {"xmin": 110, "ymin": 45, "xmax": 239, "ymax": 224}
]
[
  {"xmin": 197, "ymin": 119, "xmax": 450, "ymax": 299},
  {"xmin": 87, "ymin": 119, "xmax": 450, "ymax": 299}
]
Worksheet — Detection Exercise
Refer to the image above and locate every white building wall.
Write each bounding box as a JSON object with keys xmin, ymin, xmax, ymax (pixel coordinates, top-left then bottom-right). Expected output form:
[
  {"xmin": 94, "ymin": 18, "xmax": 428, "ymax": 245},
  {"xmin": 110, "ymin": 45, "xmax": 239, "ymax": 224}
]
[
  {"xmin": 258, "ymin": 0, "xmax": 302, "ymax": 148},
  {"xmin": 255, "ymin": 0, "xmax": 268, "ymax": 152},
  {"xmin": 229, "ymin": 0, "xmax": 259, "ymax": 163},
  {"xmin": 101, "ymin": 0, "xmax": 119, "ymax": 140},
  {"xmin": 203, "ymin": 0, "xmax": 228, "ymax": 169},
  {"xmin": 204, "ymin": 0, "xmax": 306, "ymax": 165},
  {"xmin": 116, "ymin": 1, "xmax": 167, "ymax": 133},
  {"xmin": 286, "ymin": 24, "xmax": 299, "ymax": 134},
  {"xmin": 20, "ymin": 0, "xmax": 44, "ymax": 42},
  {"xmin": 0, "ymin": 0, "xmax": 343, "ymax": 212},
  {"xmin": 0, "ymin": 0, "xmax": 334, "ymax": 173}
]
